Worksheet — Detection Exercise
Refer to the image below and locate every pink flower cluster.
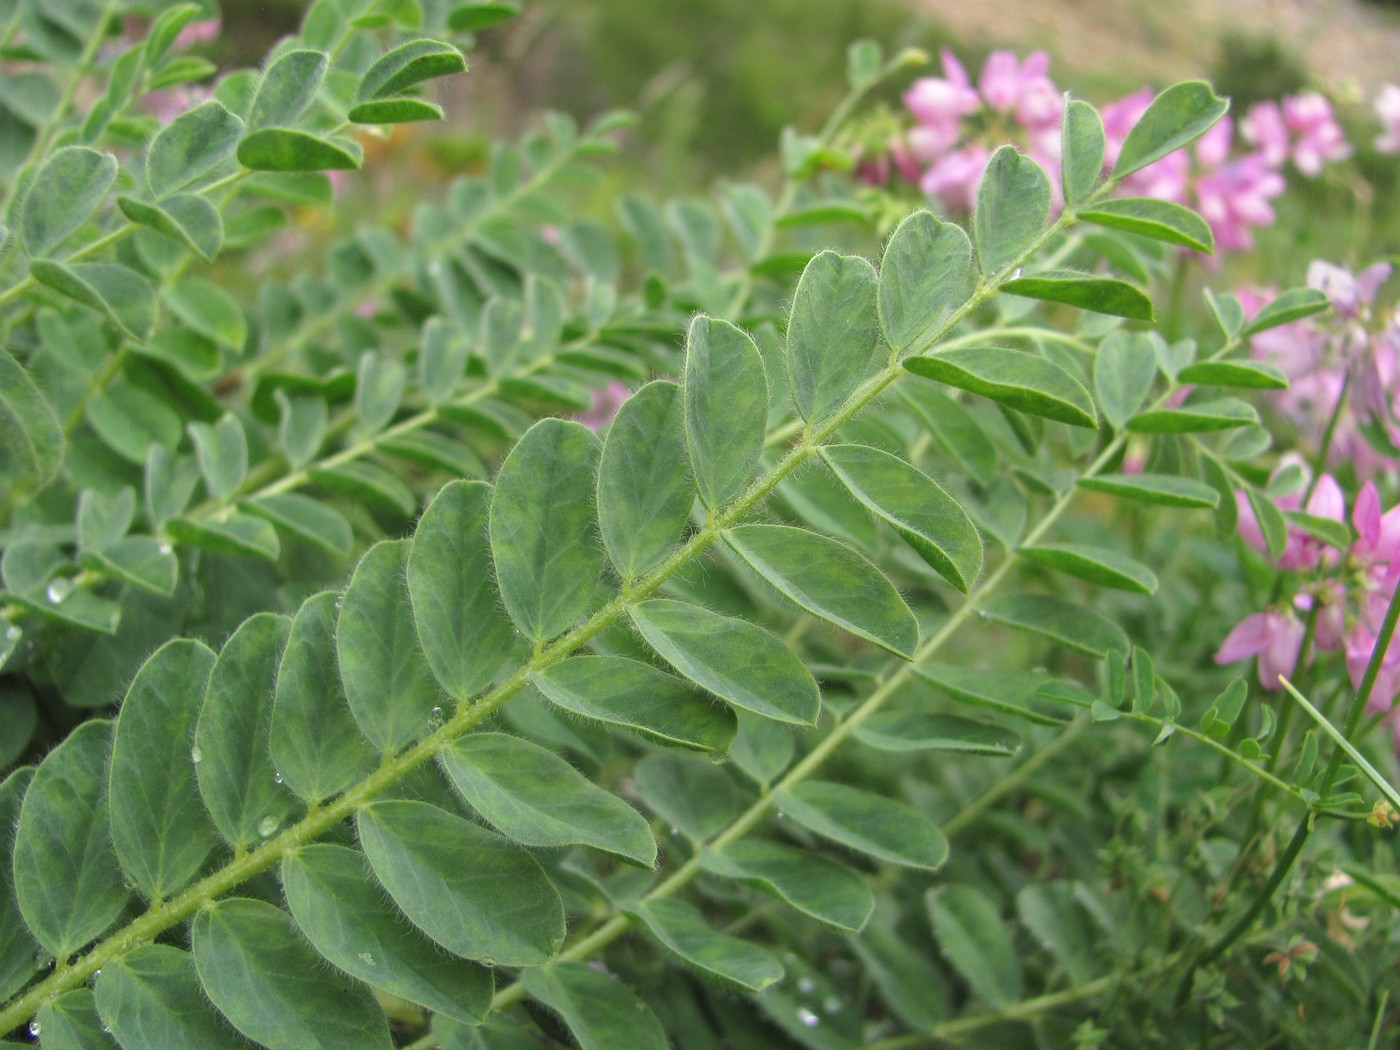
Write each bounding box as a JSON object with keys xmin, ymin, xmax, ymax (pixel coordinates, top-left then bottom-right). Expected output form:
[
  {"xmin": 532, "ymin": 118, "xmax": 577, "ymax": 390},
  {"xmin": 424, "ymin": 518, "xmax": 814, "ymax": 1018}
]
[
  {"xmin": 1244, "ymin": 260, "xmax": 1398, "ymax": 478},
  {"xmin": 1374, "ymin": 84, "xmax": 1400, "ymax": 154},
  {"xmin": 885, "ymin": 50, "xmax": 1355, "ymax": 256},
  {"xmin": 1216, "ymin": 472, "xmax": 1400, "ymax": 743}
]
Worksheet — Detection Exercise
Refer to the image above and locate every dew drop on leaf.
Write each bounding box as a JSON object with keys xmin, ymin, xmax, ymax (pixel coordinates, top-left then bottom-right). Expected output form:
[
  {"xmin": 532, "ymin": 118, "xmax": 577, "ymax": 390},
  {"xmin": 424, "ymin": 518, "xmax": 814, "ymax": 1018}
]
[
  {"xmin": 273, "ymin": 771, "xmax": 284, "ymax": 784},
  {"xmin": 4, "ymin": 625, "xmax": 20, "ymax": 642},
  {"xmin": 27, "ymin": 1021, "xmax": 40, "ymax": 1037},
  {"xmin": 796, "ymin": 1008, "xmax": 819, "ymax": 1028},
  {"xmin": 358, "ymin": 951, "xmax": 375, "ymax": 966},
  {"xmin": 46, "ymin": 578, "xmax": 73, "ymax": 604},
  {"xmin": 191, "ymin": 746, "xmax": 203, "ymax": 764},
  {"xmin": 797, "ymin": 977, "xmax": 815, "ymax": 994},
  {"xmin": 823, "ymin": 995, "xmax": 842, "ymax": 1014},
  {"xmin": 258, "ymin": 815, "xmax": 279, "ymax": 837},
  {"xmin": 158, "ymin": 542, "xmax": 173, "ymax": 555}
]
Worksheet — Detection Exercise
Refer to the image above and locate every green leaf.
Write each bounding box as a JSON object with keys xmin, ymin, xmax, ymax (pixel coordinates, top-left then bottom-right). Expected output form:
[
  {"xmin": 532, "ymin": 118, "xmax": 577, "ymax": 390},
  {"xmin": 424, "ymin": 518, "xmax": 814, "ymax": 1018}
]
[
  {"xmin": 725, "ymin": 524, "xmax": 917, "ymax": 657},
  {"xmin": 31, "ymin": 260, "xmax": 156, "ymax": 341},
  {"xmin": 532, "ymin": 656, "xmax": 737, "ymax": 753},
  {"xmin": 1244, "ymin": 484, "xmax": 1288, "ymax": 560},
  {"xmin": 521, "ymin": 963, "xmax": 666, "ymax": 1050},
  {"xmin": 775, "ymin": 202, "xmax": 870, "ymax": 229},
  {"xmin": 899, "ymin": 385, "xmax": 997, "ymax": 483},
  {"xmin": 33, "ymin": 988, "xmax": 118, "ymax": 1049},
  {"xmin": 117, "ymin": 193, "xmax": 223, "ymax": 261},
  {"xmin": 774, "ymin": 781, "xmax": 948, "ymax": 869},
  {"xmin": 167, "ymin": 277, "xmax": 246, "ymax": 349},
  {"xmin": 623, "ymin": 898, "xmax": 784, "ymax": 991},
  {"xmin": 905, "ymin": 346, "xmax": 1097, "ymax": 428},
  {"xmin": 166, "ymin": 513, "xmax": 280, "ymax": 561},
  {"xmin": 0, "ymin": 345, "xmax": 63, "ymax": 489},
  {"xmin": 1092, "ymin": 331, "xmax": 1158, "ymax": 430},
  {"xmin": 139, "ymin": 326, "xmax": 221, "ymax": 381},
  {"xmin": 194, "ymin": 613, "xmax": 297, "ymax": 851},
  {"xmin": 337, "ymin": 539, "xmax": 442, "ymax": 753},
  {"xmin": 273, "ymin": 390, "xmax": 326, "ymax": 469},
  {"xmin": 1205, "ymin": 289, "xmax": 1246, "ymax": 338},
  {"xmin": 271, "ymin": 593, "xmax": 377, "ymax": 805},
  {"xmin": 629, "ymin": 599, "xmax": 820, "ymax": 726},
  {"xmin": 819, "ymin": 444, "xmax": 982, "ymax": 592},
  {"xmin": 1127, "ymin": 396, "xmax": 1259, "ymax": 433},
  {"xmin": 877, "ymin": 210, "xmax": 975, "ymax": 354},
  {"xmin": 358, "ymin": 39, "xmax": 465, "ymax": 100},
  {"xmin": 684, "ymin": 316, "xmax": 768, "ymax": 509},
  {"xmin": 418, "ymin": 317, "xmax": 468, "ymax": 399},
  {"xmin": 245, "ymin": 493, "xmax": 353, "ymax": 557},
  {"xmin": 1177, "ymin": 359, "xmax": 1288, "ymax": 389},
  {"xmin": 281, "ymin": 845, "xmax": 492, "ymax": 1025},
  {"xmin": 1061, "ymin": 98, "xmax": 1105, "ymax": 204},
  {"xmin": 12, "ymin": 721, "xmax": 130, "ymax": 959},
  {"xmin": 596, "ymin": 380, "xmax": 692, "ymax": 581},
  {"xmin": 0, "ymin": 768, "xmax": 40, "ymax": 1000},
  {"xmin": 1079, "ymin": 197, "xmax": 1214, "ymax": 253},
  {"xmin": 95, "ymin": 945, "xmax": 254, "ymax": 1050},
  {"xmin": 974, "ymin": 145, "xmax": 1051, "ymax": 276},
  {"xmin": 448, "ymin": 2, "xmax": 522, "ymax": 32},
  {"xmin": 146, "ymin": 100, "xmax": 244, "ymax": 198},
  {"xmin": 188, "ymin": 413, "xmax": 248, "ymax": 502},
  {"xmin": 489, "ymin": 418, "xmax": 604, "ymax": 643},
  {"xmin": 1020, "ymin": 542, "xmax": 1158, "ymax": 594},
  {"xmin": 249, "ymin": 49, "xmax": 327, "ymax": 129},
  {"xmin": 348, "ymin": 97, "xmax": 444, "ymax": 123},
  {"xmin": 192, "ymin": 898, "xmax": 392, "ymax": 1050},
  {"xmin": 440, "ymin": 733, "xmax": 656, "ymax": 866},
  {"xmin": 1111, "ymin": 81, "xmax": 1229, "ymax": 179},
  {"xmin": 1078, "ymin": 472, "xmax": 1219, "ymax": 508},
  {"xmin": 785, "ymin": 250, "xmax": 880, "ymax": 423},
  {"xmin": 143, "ymin": 3, "xmax": 203, "ymax": 66},
  {"xmin": 1285, "ymin": 510, "xmax": 1352, "ymax": 551},
  {"xmin": 912, "ymin": 662, "xmax": 1064, "ymax": 726},
  {"xmin": 1201, "ymin": 677, "xmax": 1249, "ymax": 735},
  {"xmin": 21, "ymin": 146, "xmax": 117, "ymax": 255},
  {"xmin": 308, "ymin": 461, "xmax": 415, "ymax": 516},
  {"xmin": 353, "ymin": 351, "xmax": 405, "ymax": 435},
  {"xmin": 852, "ymin": 711, "xmax": 1020, "ymax": 756},
  {"xmin": 357, "ymin": 800, "xmax": 565, "ymax": 966},
  {"xmin": 980, "ymin": 593, "xmax": 1130, "ymax": 657},
  {"xmin": 1002, "ymin": 271, "xmax": 1154, "ymax": 321},
  {"xmin": 927, "ymin": 885, "xmax": 1022, "ymax": 1007},
  {"xmin": 237, "ymin": 128, "xmax": 363, "ymax": 171},
  {"xmin": 1016, "ymin": 882, "xmax": 1098, "ymax": 985},
  {"xmin": 634, "ymin": 753, "xmax": 742, "ymax": 840},
  {"xmin": 698, "ymin": 840, "xmax": 874, "ymax": 931},
  {"xmin": 108, "ymin": 640, "xmax": 219, "ymax": 901},
  {"xmin": 1240, "ymin": 287, "xmax": 1330, "ymax": 335}
]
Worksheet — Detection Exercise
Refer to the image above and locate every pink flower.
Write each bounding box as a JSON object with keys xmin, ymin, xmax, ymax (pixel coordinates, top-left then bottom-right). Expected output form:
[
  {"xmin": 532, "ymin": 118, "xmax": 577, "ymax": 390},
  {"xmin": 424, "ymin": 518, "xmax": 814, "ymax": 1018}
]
[
  {"xmin": 903, "ymin": 50, "xmax": 980, "ymax": 136},
  {"xmin": 1193, "ymin": 153, "xmax": 1285, "ymax": 253},
  {"xmin": 1100, "ymin": 88, "xmax": 1154, "ymax": 171},
  {"xmin": 1216, "ymin": 610, "xmax": 1306, "ymax": 689},
  {"xmin": 1242, "ymin": 101, "xmax": 1290, "ymax": 167},
  {"xmin": 978, "ymin": 50, "xmax": 1054, "ymax": 118},
  {"xmin": 1307, "ymin": 260, "xmax": 1392, "ymax": 320},
  {"xmin": 173, "ymin": 18, "xmax": 221, "ymax": 50},
  {"xmin": 919, "ymin": 145, "xmax": 990, "ymax": 213},
  {"xmin": 1282, "ymin": 92, "xmax": 1351, "ymax": 176},
  {"xmin": 577, "ymin": 381, "xmax": 630, "ymax": 431},
  {"xmin": 1234, "ymin": 471, "xmax": 1346, "ymax": 570},
  {"xmin": 1375, "ymin": 84, "xmax": 1400, "ymax": 153},
  {"xmin": 1346, "ymin": 592, "xmax": 1400, "ymax": 713}
]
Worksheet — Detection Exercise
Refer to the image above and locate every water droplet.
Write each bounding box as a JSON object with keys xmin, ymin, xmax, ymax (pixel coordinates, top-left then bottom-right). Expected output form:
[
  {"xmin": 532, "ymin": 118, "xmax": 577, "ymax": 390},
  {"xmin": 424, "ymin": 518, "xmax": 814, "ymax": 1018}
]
[
  {"xmin": 776, "ymin": 812, "xmax": 785, "ymax": 820},
  {"xmin": 429, "ymin": 706, "xmax": 444, "ymax": 726},
  {"xmin": 158, "ymin": 542, "xmax": 173, "ymax": 556},
  {"xmin": 92, "ymin": 969, "xmax": 101, "ymax": 979},
  {"xmin": 797, "ymin": 977, "xmax": 815, "ymax": 994},
  {"xmin": 258, "ymin": 815, "xmax": 279, "ymax": 837},
  {"xmin": 101, "ymin": 1023, "xmax": 112, "ymax": 1034},
  {"xmin": 273, "ymin": 771, "xmax": 284, "ymax": 785},
  {"xmin": 45, "ymin": 578, "xmax": 73, "ymax": 604},
  {"xmin": 796, "ymin": 1008, "xmax": 819, "ymax": 1028},
  {"xmin": 4, "ymin": 625, "xmax": 20, "ymax": 642},
  {"xmin": 191, "ymin": 746, "xmax": 203, "ymax": 764},
  {"xmin": 822, "ymin": 995, "xmax": 841, "ymax": 1014},
  {"xmin": 669, "ymin": 826, "xmax": 679, "ymax": 837},
  {"xmin": 27, "ymin": 1021, "xmax": 40, "ymax": 1037},
  {"xmin": 358, "ymin": 951, "xmax": 375, "ymax": 966},
  {"xmin": 708, "ymin": 750, "xmax": 726, "ymax": 764}
]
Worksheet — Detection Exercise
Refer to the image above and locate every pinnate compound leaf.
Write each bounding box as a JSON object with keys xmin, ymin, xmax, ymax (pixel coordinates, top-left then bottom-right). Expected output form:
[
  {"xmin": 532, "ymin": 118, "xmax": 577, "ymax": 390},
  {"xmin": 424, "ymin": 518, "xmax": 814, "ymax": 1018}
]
[
  {"xmin": 194, "ymin": 613, "xmax": 297, "ymax": 851},
  {"xmin": 249, "ymin": 49, "xmax": 327, "ymax": 129},
  {"xmin": 522, "ymin": 963, "xmax": 665, "ymax": 1050},
  {"xmin": 307, "ymin": 461, "xmax": 415, "ymax": 516},
  {"xmin": 623, "ymin": 898, "xmax": 784, "ymax": 991},
  {"xmin": 1079, "ymin": 197, "xmax": 1215, "ymax": 253},
  {"xmin": 913, "ymin": 662, "xmax": 1068, "ymax": 726},
  {"xmin": 684, "ymin": 316, "xmax": 768, "ymax": 509},
  {"xmin": 166, "ymin": 513, "xmax": 280, "ymax": 561},
  {"xmin": 271, "ymin": 593, "xmax": 377, "ymax": 805},
  {"xmin": 899, "ymin": 385, "xmax": 997, "ymax": 483},
  {"xmin": 167, "ymin": 277, "xmax": 246, "ymax": 349},
  {"xmin": 1020, "ymin": 543, "xmax": 1159, "ymax": 594},
  {"xmin": 34, "ymin": 989, "xmax": 117, "ymax": 1049},
  {"xmin": 188, "ymin": 413, "xmax": 248, "ymax": 502},
  {"xmin": 95, "ymin": 945, "xmax": 255, "ymax": 1050},
  {"xmin": 337, "ymin": 539, "xmax": 442, "ymax": 752},
  {"xmin": 281, "ymin": 845, "xmax": 492, "ymax": 1025},
  {"xmin": 440, "ymin": 733, "xmax": 656, "ymax": 866},
  {"xmin": 237, "ymin": 128, "xmax": 363, "ymax": 171},
  {"xmin": 927, "ymin": 885, "xmax": 1022, "ymax": 1008},
  {"xmin": 407, "ymin": 480, "xmax": 515, "ymax": 701},
  {"xmin": 878, "ymin": 210, "xmax": 975, "ymax": 353},
  {"xmin": 629, "ymin": 599, "xmax": 820, "ymax": 726},
  {"xmin": 12, "ymin": 721, "xmax": 130, "ymax": 959},
  {"xmin": 1240, "ymin": 287, "xmax": 1329, "ymax": 335},
  {"xmin": 634, "ymin": 753, "xmax": 742, "ymax": 840},
  {"xmin": 1002, "ymin": 270, "xmax": 1154, "ymax": 321},
  {"xmin": 980, "ymin": 593, "xmax": 1130, "ymax": 657},
  {"xmin": 1061, "ymin": 98, "xmax": 1105, "ymax": 204},
  {"xmin": 905, "ymin": 346, "xmax": 1097, "ymax": 427},
  {"xmin": 31, "ymin": 260, "xmax": 156, "ymax": 341},
  {"xmin": 1078, "ymin": 472, "xmax": 1219, "ymax": 508},
  {"xmin": 852, "ymin": 711, "xmax": 1021, "ymax": 756},
  {"xmin": 785, "ymin": 250, "xmax": 881, "ymax": 423},
  {"xmin": 975, "ymin": 145, "xmax": 1051, "ymax": 276},
  {"xmin": 1111, "ymin": 81, "xmax": 1229, "ymax": 179},
  {"xmin": 192, "ymin": 898, "xmax": 392, "ymax": 1050},
  {"xmin": 117, "ymin": 193, "xmax": 223, "ymax": 260},
  {"xmin": 245, "ymin": 493, "xmax": 353, "ymax": 557},
  {"xmin": 820, "ymin": 444, "xmax": 982, "ymax": 592},
  {"xmin": 21, "ymin": 146, "xmax": 117, "ymax": 256},
  {"xmin": 699, "ymin": 840, "xmax": 874, "ymax": 931},
  {"xmin": 725, "ymin": 523, "xmax": 918, "ymax": 657},
  {"xmin": 1092, "ymin": 330, "xmax": 1158, "ymax": 429},
  {"xmin": 357, "ymin": 800, "xmax": 565, "ymax": 966},
  {"xmin": 108, "ymin": 640, "xmax": 219, "ymax": 901},
  {"xmin": 1177, "ymin": 358, "xmax": 1288, "ymax": 389},
  {"xmin": 146, "ymin": 100, "xmax": 244, "ymax": 198},
  {"xmin": 596, "ymin": 380, "xmax": 692, "ymax": 580},
  {"xmin": 775, "ymin": 782, "xmax": 948, "ymax": 869},
  {"xmin": 532, "ymin": 655, "xmax": 737, "ymax": 753},
  {"xmin": 358, "ymin": 39, "xmax": 466, "ymax": 100},
  {"xmin": 489, "ymin": 418, "xmax": 604, "ymax": 643},
  {"xmin": 0, "ymin": 346, "xmax": 63, "ymax": 489},
  {"xmin": 348, "ymin": 97, "xmax": 444, "ymax": 123},
  {"xmin": 1127, "ymin": 396, "xmax": 1258, "ymax": 433}
]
